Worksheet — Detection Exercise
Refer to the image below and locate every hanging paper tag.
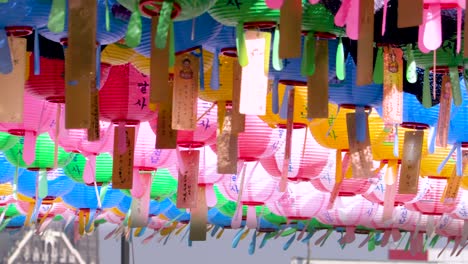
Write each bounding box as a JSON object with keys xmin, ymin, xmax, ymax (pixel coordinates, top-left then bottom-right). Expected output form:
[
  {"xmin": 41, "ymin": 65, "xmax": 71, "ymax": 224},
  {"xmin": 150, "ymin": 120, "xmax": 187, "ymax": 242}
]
[
  {"xmin": 356, "ymin": 0, "xmax": 375, "ymax": 86},
  {"xmin": 176, "ymin": 150, "xmax": 200, "ymax": 209},
  {"xmin": 346, "ymin": 113, "xmax": 373, "ymax": 178},
  {"xmin": 280, "ymin": 88, "xmax": 295, "ymax": 192},
  {"xmin": 398, "ymin": 130, "xmax": 423, "ymax": 194},
  {"xmin": 442, "ymin": 168, "xmax": 462, "ymax": 204},
  {"xmin": 0, "ymin": 37, "xmax": 25, "ymax": 123},
  {"xmin": 231, "ymin": 60, "xmax": 245, "ymax": 134},
  {"xmin": 65, "ymin": 0, "xmax": 97, "ymax": 129},
  {"xmin": 279, "ymin": 0, "xmax": 302, "ymax": 59},
  {"xmin": 436, "ymin": 75, "xmax": 451, "ymax": 148},
  {"xmin": 172, "ymin": 53, "xmax": 199, "ymax": 130},
  {"xmin": 129, "ymin": 173, "xmax": 152, "ymax": 227},
  {"xmin": 112, "ymin": 126, "xmax": 135, "ymax": 189},
  {"xmin": 87, "ymin": 87, "xmax": 100, "ymax": 141},
  {"xmin": 217, "ymin": 109, "xmax": 239, "ymax": 174},
  {"xmin": 307, "ymin": 39, "xmax": 329, "ymax": 119},
  {"xmin": 156, "ymin": 75, "xmax": 177, "ymax": 149},
  {"xmin": 382, "ymin": 47, "xmax": 404, "ymax": 124},
  {"xmin": 150, "ymin": 16, "xmax": 170, "ymax": 104},
  {"xmin": 239, "ymin": 30, "xmax": 270, "ymax": 115},
  {"xmin": 397, "ymin": 0, "xmax": 423, "ymax": 28},
  {"xmin": 189, "ymin": 185, "xmax": 208, "ymax": 241}
]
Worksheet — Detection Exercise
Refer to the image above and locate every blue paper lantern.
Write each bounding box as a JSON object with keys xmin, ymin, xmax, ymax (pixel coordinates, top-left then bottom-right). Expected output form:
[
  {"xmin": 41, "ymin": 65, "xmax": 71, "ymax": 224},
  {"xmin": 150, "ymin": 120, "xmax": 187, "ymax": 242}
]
[
  {"xmin": 17, "ymin": 168, "xmax": 75, "ymax": 199},
  {"xmin": 134, "ymin": 13, "xmax": 222, "ymax": 57},
  {"xmin": 0, "ymin": 0, "xmax": 51, "ymax": 29},
  {"xmin": 0, "ymin": 152, "xmax": 24, "ymax": 184},
  {"xmin": 62, "ymin": 183, "xmax": 124, "ymax": 210},
  {"xmin": 162, "ymin": 198, "xmax": 190, "ymax": 222}
]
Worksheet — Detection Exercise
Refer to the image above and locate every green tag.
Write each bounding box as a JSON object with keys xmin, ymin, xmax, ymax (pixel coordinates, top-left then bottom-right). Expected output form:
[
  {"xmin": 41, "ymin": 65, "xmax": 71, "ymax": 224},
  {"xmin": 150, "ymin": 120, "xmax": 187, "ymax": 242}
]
[
  {"xmin": 125, "ymin": 8, "xmax": 142, "ymax": 48},
  {"xmin": 373, "ymin": 47, "xmax": 384, "ymax": 84},
  {"xmin": 272, "ymin": 27, "xmax": 283, "ymax": 71},
  {"xmin": 236, "ymin": 23, "xmax": 248, "ymax": 67},
  {"xmin": 47, "ymin": 0, "xmax": 66, "ymax": 33},
  {"xmin": 449, "ymin": 66, "xmax": 462, "ymax": 106},
  {"xmin": 406, "ymin": 44, "xmax": 417, "ymax": 83},
  {"xmin": 169, "ymin": 21, "xmax": 175, "ymax": 67},
  {"xmin": 336, "ymin": 37, "xmax": 345, "ymax": 81},
  {"xmin": 422, "ymin": 68, "xmax": 431, "ymax": 108},
  {"xmin": 155, "ymin": 1, "xmax": 173, "ymax": 49},
  {"xmin": 301, "ymin": 32, "xmax": 315, "ymax": 77},
  {"xmin": 38, "ymin": 170, "xmax": 48, "ymax": 199}
]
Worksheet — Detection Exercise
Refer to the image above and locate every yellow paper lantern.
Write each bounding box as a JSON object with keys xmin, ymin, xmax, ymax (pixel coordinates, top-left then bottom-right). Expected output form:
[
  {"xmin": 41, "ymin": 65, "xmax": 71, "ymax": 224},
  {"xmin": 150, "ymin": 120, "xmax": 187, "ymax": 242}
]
[
  {"xmin": 132, "ymin": 53, "xmax": 151, "ymax": 76},
  {"xmin": 261, "ymin": 82, "xmax": 308, "ymax": 128},
  {"xmin": 0, "ymin": 183, "xmax": 13, "ymax": 196},
  {"xmin": 199, "ymin": 50, "xmax": 235, "ymax": 103},
  {"xmin": 101, "ymin": 44, "xmax": 138, "ymax": 65},
  {"xmin": 309, "ymin": 104, "xmax": 384, "ymax": 151},
  {"xmin": 419, "ymin": 147, "xmax": 455, "ymax": 177}
]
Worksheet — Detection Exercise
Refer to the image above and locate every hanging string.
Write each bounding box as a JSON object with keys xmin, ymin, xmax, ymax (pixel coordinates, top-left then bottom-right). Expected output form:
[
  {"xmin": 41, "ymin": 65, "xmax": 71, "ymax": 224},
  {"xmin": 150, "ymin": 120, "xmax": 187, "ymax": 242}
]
[
  {"xmin": 433, "ymin": 51, "xmax": 437, "ymax": 100},
  {"xmin": 53, "ymin": 104, "xmax": 61, "ymax": 169}
]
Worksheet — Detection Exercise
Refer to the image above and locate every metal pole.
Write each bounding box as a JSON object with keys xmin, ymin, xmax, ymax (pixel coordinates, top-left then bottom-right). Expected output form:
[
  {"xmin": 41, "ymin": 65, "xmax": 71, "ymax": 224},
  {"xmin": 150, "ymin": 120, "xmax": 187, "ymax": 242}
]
[
  {"xmin": 121, "ymin": 236, "xmax": 130, "ymax": 264},
  {"xmin": 306, "ymin": 240, "xmax": 311, "ymax": 264}
]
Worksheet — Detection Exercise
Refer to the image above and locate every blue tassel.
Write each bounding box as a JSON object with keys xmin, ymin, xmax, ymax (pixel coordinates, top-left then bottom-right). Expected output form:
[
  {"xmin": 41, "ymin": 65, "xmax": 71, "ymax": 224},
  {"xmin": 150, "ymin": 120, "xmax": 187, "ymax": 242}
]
[
  {"xmin": 355, "ymin": 106, "xmax": 367, "ymax": 142},
  {"xmin": 31, "ymin": 198, "xmax": 43, "ymax": 224},
  {"xmin": 96, "ymin": 44, "xmax": 102, "ymax": 90},
  {"xmin": 457, "ymin": 143, "xmax": 463, "ymax": 176},
  {"xmin": 210, "ymin": 48, "xmax": 220, "ymax": 90},
  {"xmin": 232, "ymin": 227, "xmax": 246, "ymax": 248},
  {"xmin": 272, "ymin": 78, "xmax": 280, "ymax": 114},
  {"xmin": 438, "ymin": 144, "xmax": 458, "ymax": 174},
  {"xmin": 136, "ymin": 226, "xmax": 147, "ymax": 237},
  {"xmin": 188, "ymin": 239, "xmax": 193, "ymax": 247},
  {"xmin": 199, "ymin": 48, "xmax": 205, "ymax": 91},
  {"xmin": 393, "ymin": 124, "xmax": 399, "ymax": 158},
  {"xmin": 279, "ymin": 86, "xmax": 293, "ymax": 119},
  {"xmin": 283, "ymin": 233, "xmax": 296, "ymax": 251},
  {"xmin": 34, "ymin": 28, "xmax": 40, "ymax": 75},
  {"xmin": 259, "ymin": 233, "xmax": 270, "ymax": 249},
  {"xmin": 301, "ymin": 231, "xmax": 315, "ymax": 243},
  {"xmin": 211, "ymin": 225, "xmax": 220, "ymax": 237},
  {"xmin": 85, "ymin": 209, "xmax": 96, "ymax": 232},
  {"xmin": 0, "ymin": 29, "xmax": 13, "ymax": 74},
  {"xmin": 428, "ymin": 126, "xmax": 436, "ymax": 154},
  {"xmin": 248, "ymin": 230, "xmax": 257, "ymax": 255}
]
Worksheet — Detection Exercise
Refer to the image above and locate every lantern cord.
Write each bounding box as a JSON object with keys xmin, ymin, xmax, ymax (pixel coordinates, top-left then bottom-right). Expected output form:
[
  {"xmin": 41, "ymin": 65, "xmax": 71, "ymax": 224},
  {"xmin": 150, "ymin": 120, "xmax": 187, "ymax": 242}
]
[
  {"xmin": 53, "ymin": 104, "xmax": 61, "ymax": 169},
  {"xmin": 196, "ymin": 102, "xmax": 216, "ymax": 122}
]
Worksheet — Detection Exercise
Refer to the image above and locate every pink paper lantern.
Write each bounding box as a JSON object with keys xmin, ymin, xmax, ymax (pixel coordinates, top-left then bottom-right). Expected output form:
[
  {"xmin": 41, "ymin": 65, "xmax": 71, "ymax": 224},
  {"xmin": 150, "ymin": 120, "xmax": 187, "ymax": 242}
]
[
  {"xmin": 48, "ymin": 104, "xmax": 114, "ymax": 185},
  {"xmin": 317, "ymin": 195, "xmax": 378, "ymax": 243},
  {"xmin": 436, "ymin": 214, "xmax": 463, "ymax": 238},
  {"xmin": 212, "ymin": 114, "xmax": 284, "ymax": 161},
  {"xmin": 130, "ymin": 122, "xmax": 177, "ymax": 198},
  {"xmin": 16, "ymin": 199, "xmax": 67, "ymax": 219},
  {"xmin": 261, "ymin": 126, "xmax": 330, "ymax": 182},
  {"xmin": 311, "ymin": 150, "xmax": 377, "ymax": 196},
  {"xmin": 405, "ymin": 177, "xmax": 459, "ymax": 216},
  {"xmin": 0, "ymin": 194, "xmax": 15, "ymax": 207},
  {"xmin": 450, "ymin": 190, "xmax": 468, "ymax": 220},
  {"xmin": 363, "ymin": 170, "xmax": 431, "ymax": 206},
  {"xmin": 217, "ymin": 161, "xmax": 283, "ymax": 228},
  {"xmin": 0, "ymin": 91, "xmax": 55, "ymax": 165},
  {"xmin": 266, "ymin": 181, "xmax": 329, "ymax": 220}
]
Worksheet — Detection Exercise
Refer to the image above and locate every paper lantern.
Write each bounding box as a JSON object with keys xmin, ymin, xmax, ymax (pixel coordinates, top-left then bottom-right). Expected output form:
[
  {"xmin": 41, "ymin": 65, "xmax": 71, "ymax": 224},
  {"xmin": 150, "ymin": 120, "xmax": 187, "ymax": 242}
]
[
  {"xmin": 25, "ymin": 55, "xmax": 111, "ymax": 104},
  {"xmin": 161, "ymin": 197, "xmax": 190, "ymax": 223},
  {"xmin": 0, "ymin": 92, "xmax": 56, "ymax": 166},
  {"xmin": 4, "ymin": 133, "xmax": 74, "ymax": 170},
  {"xmin": 212, "ymin": 114, "xmax": 284, "ymax": 161},
  {"xmin": 261, "ymin": 127, "xmax": 330, "ymax": 182},
  {"xmin": 62, "ymin": 183, "xmax": 124, "ymax": 210},
  {"xmin": 449, "ymin": 190, "xmax": 468, "ymax": 221},
  {"xmin": 16, "ymin": 199, "xmax": 68, "ymax": 219},
  {"xmin": 99, "ymin": 63, "xmax": 155, "ymax": 124},
  {"xmin": 405, "ymin": 177, "xmax": 458, "ymax": 216},
  {"xmin": 213, "ymin": 185, "xmax": 257, "ymax": 223},
  {"xmin": 63, "ymin": 153, "xmax": 113, "ymax": 185},
  {"xmin": 6, "ymin": 215, "xmax": 26, "ymax": 230},
  {"xmin": 0, "ymin": 204, "xmax": 21, "ymax": 219},
  {"xmin": 0, "ymin": 132, "xmax": 19, "ymax": 152},
  {"xmin": 208, "ymin": 208, "xmax": 233, "ymax": 228},
  {"xmin": 267, "ymin": 181, "xmax": 329, "ymax": 220},
  {"xmin": 436, "ymin": 214, "xmax": 463, "ymax": 238},
  {"xmin": 122, "ymin": 168, "xmax": 177, "ymax": 202},
  {"xmin": 0, "ymin": 184, "xmax": 14, "ymax": 206},
  {"xmin": 39, "ymin": 0, "xmax": 129, "ymax": 45},
  {"xmin": 420, "ymin": 147, "xmax": 456, "ymax": 177},
  {"xmin": 0, "ymin": 152, "xmax": 24, "ymax": 184},
  {"xmin": 101, "ymin": 44, "xmax": 140, "ymax": 65},
  {"xmin": 217, "ymin": 162, "xmax": 283, "ymax": 228},
  {"xmin": 17, "ymin": 169, "xmax": 75, "ymax": 200},
  {"xmin": 134, "ymin": 13, "xmax": 222, "ymax": 57},
  {"xmin": 317, "ymin": 195, "xmax": 378, "ymax": 233}
]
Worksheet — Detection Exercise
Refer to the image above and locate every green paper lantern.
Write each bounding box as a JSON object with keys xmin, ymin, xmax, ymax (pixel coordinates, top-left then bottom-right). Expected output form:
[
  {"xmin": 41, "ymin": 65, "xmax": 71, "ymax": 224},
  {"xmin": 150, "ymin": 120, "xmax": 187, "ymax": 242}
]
[
  {"xmin": 0, "ymin": 204, "xmax": 20, "ymax": 218},
  {"xmin": 214, "ymin": 185, "xmax": 263, "ymax": 217},
  {"xmin": 63, "ymin": 153, "xmax": 113, "ymax": 184},
  {"xmin": 4, "ymin": 133, "xmax": 74, "ymax": 169},
  {"xmin": 122, "ymin": 169, "xmax": 177, "ymax": 200},
  {"xmin": 0, "ymin": 132, "xmax": 19, "ymax": 152},
  {"xmin": 118, "ymin": 0, "xmax": 216, "ymax": 21},
  {"xmin": 302, "ymin": 3, "xmax": 344, "ymax": 36}
]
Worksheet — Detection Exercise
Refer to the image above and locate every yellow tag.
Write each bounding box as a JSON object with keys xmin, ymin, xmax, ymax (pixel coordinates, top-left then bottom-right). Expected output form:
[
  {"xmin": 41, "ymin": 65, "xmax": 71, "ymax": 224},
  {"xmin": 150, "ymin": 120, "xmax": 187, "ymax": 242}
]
[
  {"xmin": 112, "ymin": 126, "xmax": 135, "ymax": 189},
  {"xmin": 356, "ymin": 0, "xmax": 375, "ymax": 86},
  {"xmin": 279, "ymin": 0, "xmax": 302, "ymax": 59},
  {"xmin": 307, "ymin": 39, "xmax": 329, "ymax": 119},
  {"xmin": 346, "ymin": 113, "xmax": 373, "ymax": 178},
  {"xmin": 156, "ymin": 75, "xmax": 177, "ymax": 149},
  {"xmin": 397, "ymin": 0, "xmax": 423, "ymax": 28},
  {"xmin": 398, "ymin": 130, "xmax": 424, "ymax": 194},
  {"xmin": 217, "ymin": 109, "xmax": 238, "ymax": 174},
  {"xmin": 189, "ymin": 185, "xmax": 208, "ymax": 241},
  {"xmin": 176, "ymin": 150, "xmax": 200, "ymax": 209},
  {"xmin": 436, "ymin": 75, "xmax": 451, "ymax": 148},
  {"xmin": 150, "ymin": 16, "xmax": 170, "ymax": 104}
]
